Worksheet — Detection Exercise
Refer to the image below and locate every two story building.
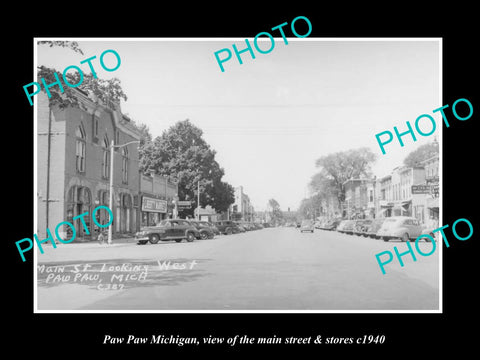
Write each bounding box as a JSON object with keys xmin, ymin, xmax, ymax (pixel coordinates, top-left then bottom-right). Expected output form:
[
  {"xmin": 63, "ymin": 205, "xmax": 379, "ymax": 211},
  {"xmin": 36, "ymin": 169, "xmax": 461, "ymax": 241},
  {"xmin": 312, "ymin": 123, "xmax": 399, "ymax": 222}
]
[{"xmin": 37, "ymin": 89, "xmax": 142, "ymax": 241}]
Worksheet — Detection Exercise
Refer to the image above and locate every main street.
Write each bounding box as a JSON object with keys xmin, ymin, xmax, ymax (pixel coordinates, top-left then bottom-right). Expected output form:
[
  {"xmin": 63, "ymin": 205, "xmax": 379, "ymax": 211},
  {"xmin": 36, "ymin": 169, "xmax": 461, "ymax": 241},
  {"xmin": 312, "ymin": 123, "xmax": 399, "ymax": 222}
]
[{"xmin": 36, "ymin": 227, "xmax": 439, "ymax": 311}]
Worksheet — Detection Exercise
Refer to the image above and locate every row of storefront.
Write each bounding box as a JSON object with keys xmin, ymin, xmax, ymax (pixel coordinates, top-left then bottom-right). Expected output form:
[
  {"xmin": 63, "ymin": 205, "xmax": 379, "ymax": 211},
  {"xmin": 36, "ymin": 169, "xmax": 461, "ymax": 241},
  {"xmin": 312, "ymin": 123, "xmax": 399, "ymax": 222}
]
[{"xmin": 339, "ymin": 155, "xmax": 439, "ymax": 227}]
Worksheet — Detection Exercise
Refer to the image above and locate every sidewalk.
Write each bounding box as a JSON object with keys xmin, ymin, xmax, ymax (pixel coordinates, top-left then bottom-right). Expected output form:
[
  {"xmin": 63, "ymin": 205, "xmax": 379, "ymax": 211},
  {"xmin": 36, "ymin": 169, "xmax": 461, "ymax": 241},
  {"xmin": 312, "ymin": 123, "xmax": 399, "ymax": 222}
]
[{"xmin": 39, "ymin": 235, "xmax": 138, "ymax": 249}]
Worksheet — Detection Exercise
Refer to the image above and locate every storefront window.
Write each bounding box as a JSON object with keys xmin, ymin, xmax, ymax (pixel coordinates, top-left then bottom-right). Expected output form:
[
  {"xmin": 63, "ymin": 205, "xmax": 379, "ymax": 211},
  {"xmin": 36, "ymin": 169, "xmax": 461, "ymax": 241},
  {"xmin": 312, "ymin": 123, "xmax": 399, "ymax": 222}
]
[{"xmin": 66, "ymin": 186, "xmax": 92, "ymax": 240}]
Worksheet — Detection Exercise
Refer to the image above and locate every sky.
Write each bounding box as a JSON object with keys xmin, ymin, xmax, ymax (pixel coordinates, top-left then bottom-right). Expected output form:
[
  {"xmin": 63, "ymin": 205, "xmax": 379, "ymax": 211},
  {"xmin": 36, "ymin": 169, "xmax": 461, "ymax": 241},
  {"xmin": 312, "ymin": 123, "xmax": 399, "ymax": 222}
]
[{"xmin": 36, "ymin": 38, "xmax": 441, "ymax": 212}]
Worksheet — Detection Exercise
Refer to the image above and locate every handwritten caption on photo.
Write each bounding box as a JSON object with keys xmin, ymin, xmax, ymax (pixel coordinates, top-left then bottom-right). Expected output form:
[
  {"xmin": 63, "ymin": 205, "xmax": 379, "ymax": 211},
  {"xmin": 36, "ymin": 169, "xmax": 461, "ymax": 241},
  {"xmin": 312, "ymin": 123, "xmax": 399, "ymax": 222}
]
[{"xmin": 37, "ymin": 260, "xmax": 199, "ymax": 290}]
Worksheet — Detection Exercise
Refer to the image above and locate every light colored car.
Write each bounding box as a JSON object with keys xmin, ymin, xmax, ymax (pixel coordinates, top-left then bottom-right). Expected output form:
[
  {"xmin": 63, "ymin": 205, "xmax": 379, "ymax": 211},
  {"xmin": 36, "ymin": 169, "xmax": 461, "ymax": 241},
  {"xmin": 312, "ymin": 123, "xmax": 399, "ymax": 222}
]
[
  {"xmin": 376, "ymin": 216, "xmax": 425, "ymax": 242},
  {"xmin": 300, "ymin": 220, "xmax": 314, "ymax": 233}
]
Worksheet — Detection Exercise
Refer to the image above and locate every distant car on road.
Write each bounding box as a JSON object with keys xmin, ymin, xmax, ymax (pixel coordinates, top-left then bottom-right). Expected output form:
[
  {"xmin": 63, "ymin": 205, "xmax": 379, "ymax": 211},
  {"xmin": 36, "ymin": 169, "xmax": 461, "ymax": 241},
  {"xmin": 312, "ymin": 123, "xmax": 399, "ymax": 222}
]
[
  {"xmin": 376, "ymin": 216, "xmax": 425, "ymax": 242},
  {"xmin": 214, "ymin": 220, "xmax": 241, "ymax": 235},
  {"xmin": 300, "ymin": 219, "xmax": 314, "ymax": 233},
  {"xmin": 135, "ymin": 219, "xmax": 200, "ymax": 245}
]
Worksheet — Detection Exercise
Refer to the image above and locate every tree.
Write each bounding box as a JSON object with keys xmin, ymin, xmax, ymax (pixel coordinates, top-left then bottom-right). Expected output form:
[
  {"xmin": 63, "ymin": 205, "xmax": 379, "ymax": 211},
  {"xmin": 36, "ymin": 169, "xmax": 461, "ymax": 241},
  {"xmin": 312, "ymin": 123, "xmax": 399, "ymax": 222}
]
[
  {"xmin": 36, "ymin": 41, "xmax": 127, "ymax": 109},
  {"xmin": 140, "ymin": 119, "xmax": 235, "ymax": 217},
  {"xmin": 403, "ymin": 141, "xmax": 439, "ymax": 168},
  {"xmin": 38, "ymin": 41, "xmax": 84, "ymax": 55},
  {"xmin": 313, "ymin": 147, "xmax": 376, "ymax": 206},
  {"xmin": 132, "ymin": 121, "xmax": 152, "ymax": 146},
  {"xmin": 267, "ymin": 198, "xmax": 283, "ymax": 224},
  {"xmin": 297, "ymin": 194, "xmax": 324, "ymax": 220}
]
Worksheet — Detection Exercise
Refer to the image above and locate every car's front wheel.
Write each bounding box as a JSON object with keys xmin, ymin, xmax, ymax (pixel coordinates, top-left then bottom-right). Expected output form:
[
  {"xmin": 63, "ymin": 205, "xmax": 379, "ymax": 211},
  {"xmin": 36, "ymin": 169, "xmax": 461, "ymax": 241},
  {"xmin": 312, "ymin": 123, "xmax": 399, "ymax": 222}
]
[
  {"xmin": 401, "ymin": 233, "xmax": 410, "ymax": 242},
  {"xmin": 186, "ymin": 232, "xmax": 195, "ymax": 242},
  {"xmin": 200, "ymin": 232, "xmax": 208, "ymax": 240},
  {"xmin": 149, "ymin": 234, "xmax": 160, "ymax": 244}
]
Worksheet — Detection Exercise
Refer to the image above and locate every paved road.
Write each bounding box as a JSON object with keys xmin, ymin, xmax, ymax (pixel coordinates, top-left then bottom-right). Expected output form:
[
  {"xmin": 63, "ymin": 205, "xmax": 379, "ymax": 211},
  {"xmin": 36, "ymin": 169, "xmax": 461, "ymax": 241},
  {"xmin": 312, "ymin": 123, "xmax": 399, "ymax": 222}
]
[{"xmin": 36, "ymin": 227, "xmax": 439, "ymax": 311}]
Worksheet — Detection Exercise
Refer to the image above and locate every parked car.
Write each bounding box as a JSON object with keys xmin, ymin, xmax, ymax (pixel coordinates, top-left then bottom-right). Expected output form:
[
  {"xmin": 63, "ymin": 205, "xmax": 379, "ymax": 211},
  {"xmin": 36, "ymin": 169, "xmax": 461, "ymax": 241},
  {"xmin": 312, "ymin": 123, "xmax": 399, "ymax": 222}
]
[
  {"xmin": 343, "ymin": 220, "xmax": 358, "ymax": 235},
  {"xmin": 376, "ymin": 216, "xmax": 425, "ymax": 242},
  {"xmin": 336, "ymin": 220, "xmax": 349, "ymax": 233},
  {"xmin": 207, "ymin": 221, "xmax": 221, "ymax": 235},
  {"xmin": 214, "ymin": 220, "xmax": 241, "ymax": 235},
  {"xmin": 365, "ymin": 218, "xmax": 386, "ymax": 238},
  {"xmin": 337, "ymin": 220, "xmax": 356, "ymax": 234},
  {"xmin": 300, "ymin": 219, "xmax": 315, "ymax": 233},
  {"xmin": 323, "ymin": 218, "xmax": 342, "ymax": 231},
  {"xmin": 234, "ymin": 221, "xmax": 247, "ymax": 232},
  {"xmin": 254, "ymin": 223, "xmax": 264, "ymax": 229},
  {"xmin": 353, "ymin": 219, "xmax": 373, "ymax": 236},
  {"xmin": 135, "ymin": 219, "xmax": 200, "ymax": 244},
  {"xmin": 245, "ymin": 222, "xmax": 258, "ymax": 230},
  {"xmin": 189, "ymin": 220, "xmax": 215, "ymax": 239}
]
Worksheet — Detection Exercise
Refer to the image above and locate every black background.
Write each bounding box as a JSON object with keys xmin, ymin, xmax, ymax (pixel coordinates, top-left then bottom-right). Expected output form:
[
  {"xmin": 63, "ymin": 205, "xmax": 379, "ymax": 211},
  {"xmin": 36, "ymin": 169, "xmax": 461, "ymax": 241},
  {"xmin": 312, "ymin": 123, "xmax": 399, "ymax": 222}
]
[{"xmin": 6, "ymin": 4, "xmax": 478, "ymax": 356}]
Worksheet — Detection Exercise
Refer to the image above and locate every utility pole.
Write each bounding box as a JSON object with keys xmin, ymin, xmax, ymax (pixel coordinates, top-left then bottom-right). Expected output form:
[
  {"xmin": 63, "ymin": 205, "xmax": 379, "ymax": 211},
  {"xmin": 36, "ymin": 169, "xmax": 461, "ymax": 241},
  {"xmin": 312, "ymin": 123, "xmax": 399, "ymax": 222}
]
[
  {"xmin": 197, "ymin": 180, "xmax": 200, "ymax": 220},
  {"xmin": 108, "ymin": 140, "xmax": 140, "ymax": 245},
  {"xmin": 108, "ymin": 140, "xmax": 115, "ymax": 245}
]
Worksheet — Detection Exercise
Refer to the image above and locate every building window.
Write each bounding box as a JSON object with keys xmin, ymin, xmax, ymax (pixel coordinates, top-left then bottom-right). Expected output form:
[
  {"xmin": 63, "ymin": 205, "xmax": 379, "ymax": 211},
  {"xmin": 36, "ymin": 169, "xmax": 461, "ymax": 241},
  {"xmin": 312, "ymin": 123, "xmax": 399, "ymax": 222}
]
[
  {"xmin": 93, "ymin": 116, "xmax": 99, "ymax": 139},
  {"xmin": 115, "ymin": 129, "xmax": 120, "ymax": 145},
  {"xmin": 102, "ymin": 135, "xmax": 110, "ymax": 179},
  {"xmin": 122, "ymin": 147, "xmax": 128, "ymax": 184},
  {"xmin": 75, "ymin": 125, "xmax": 86, "ymax": 173}
]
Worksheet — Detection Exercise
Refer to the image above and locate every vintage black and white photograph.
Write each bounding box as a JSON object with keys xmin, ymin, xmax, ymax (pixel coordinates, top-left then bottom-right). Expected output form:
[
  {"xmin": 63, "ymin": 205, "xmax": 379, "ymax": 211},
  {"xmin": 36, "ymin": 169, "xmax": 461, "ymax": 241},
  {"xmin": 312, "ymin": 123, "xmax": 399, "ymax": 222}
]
[{"xmin": 34, "ymin": 38, "xmax": 441, "ymax": 312}]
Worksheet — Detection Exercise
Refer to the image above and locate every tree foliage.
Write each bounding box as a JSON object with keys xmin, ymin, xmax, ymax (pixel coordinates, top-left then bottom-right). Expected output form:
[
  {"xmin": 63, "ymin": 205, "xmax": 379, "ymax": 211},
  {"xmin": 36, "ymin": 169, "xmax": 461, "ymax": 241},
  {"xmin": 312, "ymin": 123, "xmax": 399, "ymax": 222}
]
[
  {"xmin": 297, "ymin": 194, "xmax": 323, "ymax": 220},
  {"xmin": 36, "ymin": 41, "xmax": 127, "ymax": 109},
  {"xmin": 38, "ymin": 41, "xmax": 84, "ymax": 55},
  {"xmin": 267, "ymin": 198, "xmax": 283, "ymax": 224},
  {"xmin": 403, "ymin": 141, "xmax": 439, "ymax": 168},
  {"xmin": 313, "ymin": 147, "xmax": 376, "ymax": 204},
  {"xmin": 139, "ymin": 120, "xmax": 235, "ymax": 215}
]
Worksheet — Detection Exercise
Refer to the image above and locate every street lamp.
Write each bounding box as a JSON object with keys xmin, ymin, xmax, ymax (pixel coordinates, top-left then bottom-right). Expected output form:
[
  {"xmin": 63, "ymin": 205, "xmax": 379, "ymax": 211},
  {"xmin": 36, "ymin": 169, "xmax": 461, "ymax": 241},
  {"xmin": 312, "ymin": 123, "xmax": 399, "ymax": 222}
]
[{"xmin": 108, "ymin": 139, "xmax": 140, "ymax": 245}]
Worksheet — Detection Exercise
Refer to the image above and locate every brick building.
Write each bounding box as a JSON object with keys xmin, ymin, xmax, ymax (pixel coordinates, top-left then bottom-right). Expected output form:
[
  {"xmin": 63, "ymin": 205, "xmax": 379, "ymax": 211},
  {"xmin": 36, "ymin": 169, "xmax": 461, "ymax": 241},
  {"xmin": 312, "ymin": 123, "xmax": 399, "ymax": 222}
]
[
  {"xmin": 139, "ymin": 173, "xmax": 178, "ymax": 226},
  {"xmin": 343, "ymin": 178, "xmax": 373, "ymax": 219},
  {"xmin": 37, "ymin": 89, "xmax": 142, "ymax": 241}
]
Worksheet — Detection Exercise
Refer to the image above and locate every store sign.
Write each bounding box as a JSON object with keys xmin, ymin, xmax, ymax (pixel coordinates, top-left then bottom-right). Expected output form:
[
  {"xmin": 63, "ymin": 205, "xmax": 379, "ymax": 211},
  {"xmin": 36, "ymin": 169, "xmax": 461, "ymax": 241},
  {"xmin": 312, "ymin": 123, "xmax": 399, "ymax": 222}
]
[
  {"xmin": 142, "ymin": 196, "xmax": 167, "ymax": 213},
  {"xmin": 177, "ymin": 200, "xmax": 191, "ymax": 209},
  {"xmin": 411, "ymin": 185, "xmax": 431, "ymax": 194}
]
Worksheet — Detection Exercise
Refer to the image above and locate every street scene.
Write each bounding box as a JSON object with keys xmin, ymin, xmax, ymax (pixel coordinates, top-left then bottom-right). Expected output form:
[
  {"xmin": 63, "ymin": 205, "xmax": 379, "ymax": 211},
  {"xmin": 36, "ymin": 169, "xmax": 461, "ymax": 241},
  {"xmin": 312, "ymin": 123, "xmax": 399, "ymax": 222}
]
[
  {"xmin": 35, "ymin": 39, "xmax": 440, "ymax": 311},
  {"xmin": 37, "ymin": 225, "xmax": 438, "ymax": 311}
]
